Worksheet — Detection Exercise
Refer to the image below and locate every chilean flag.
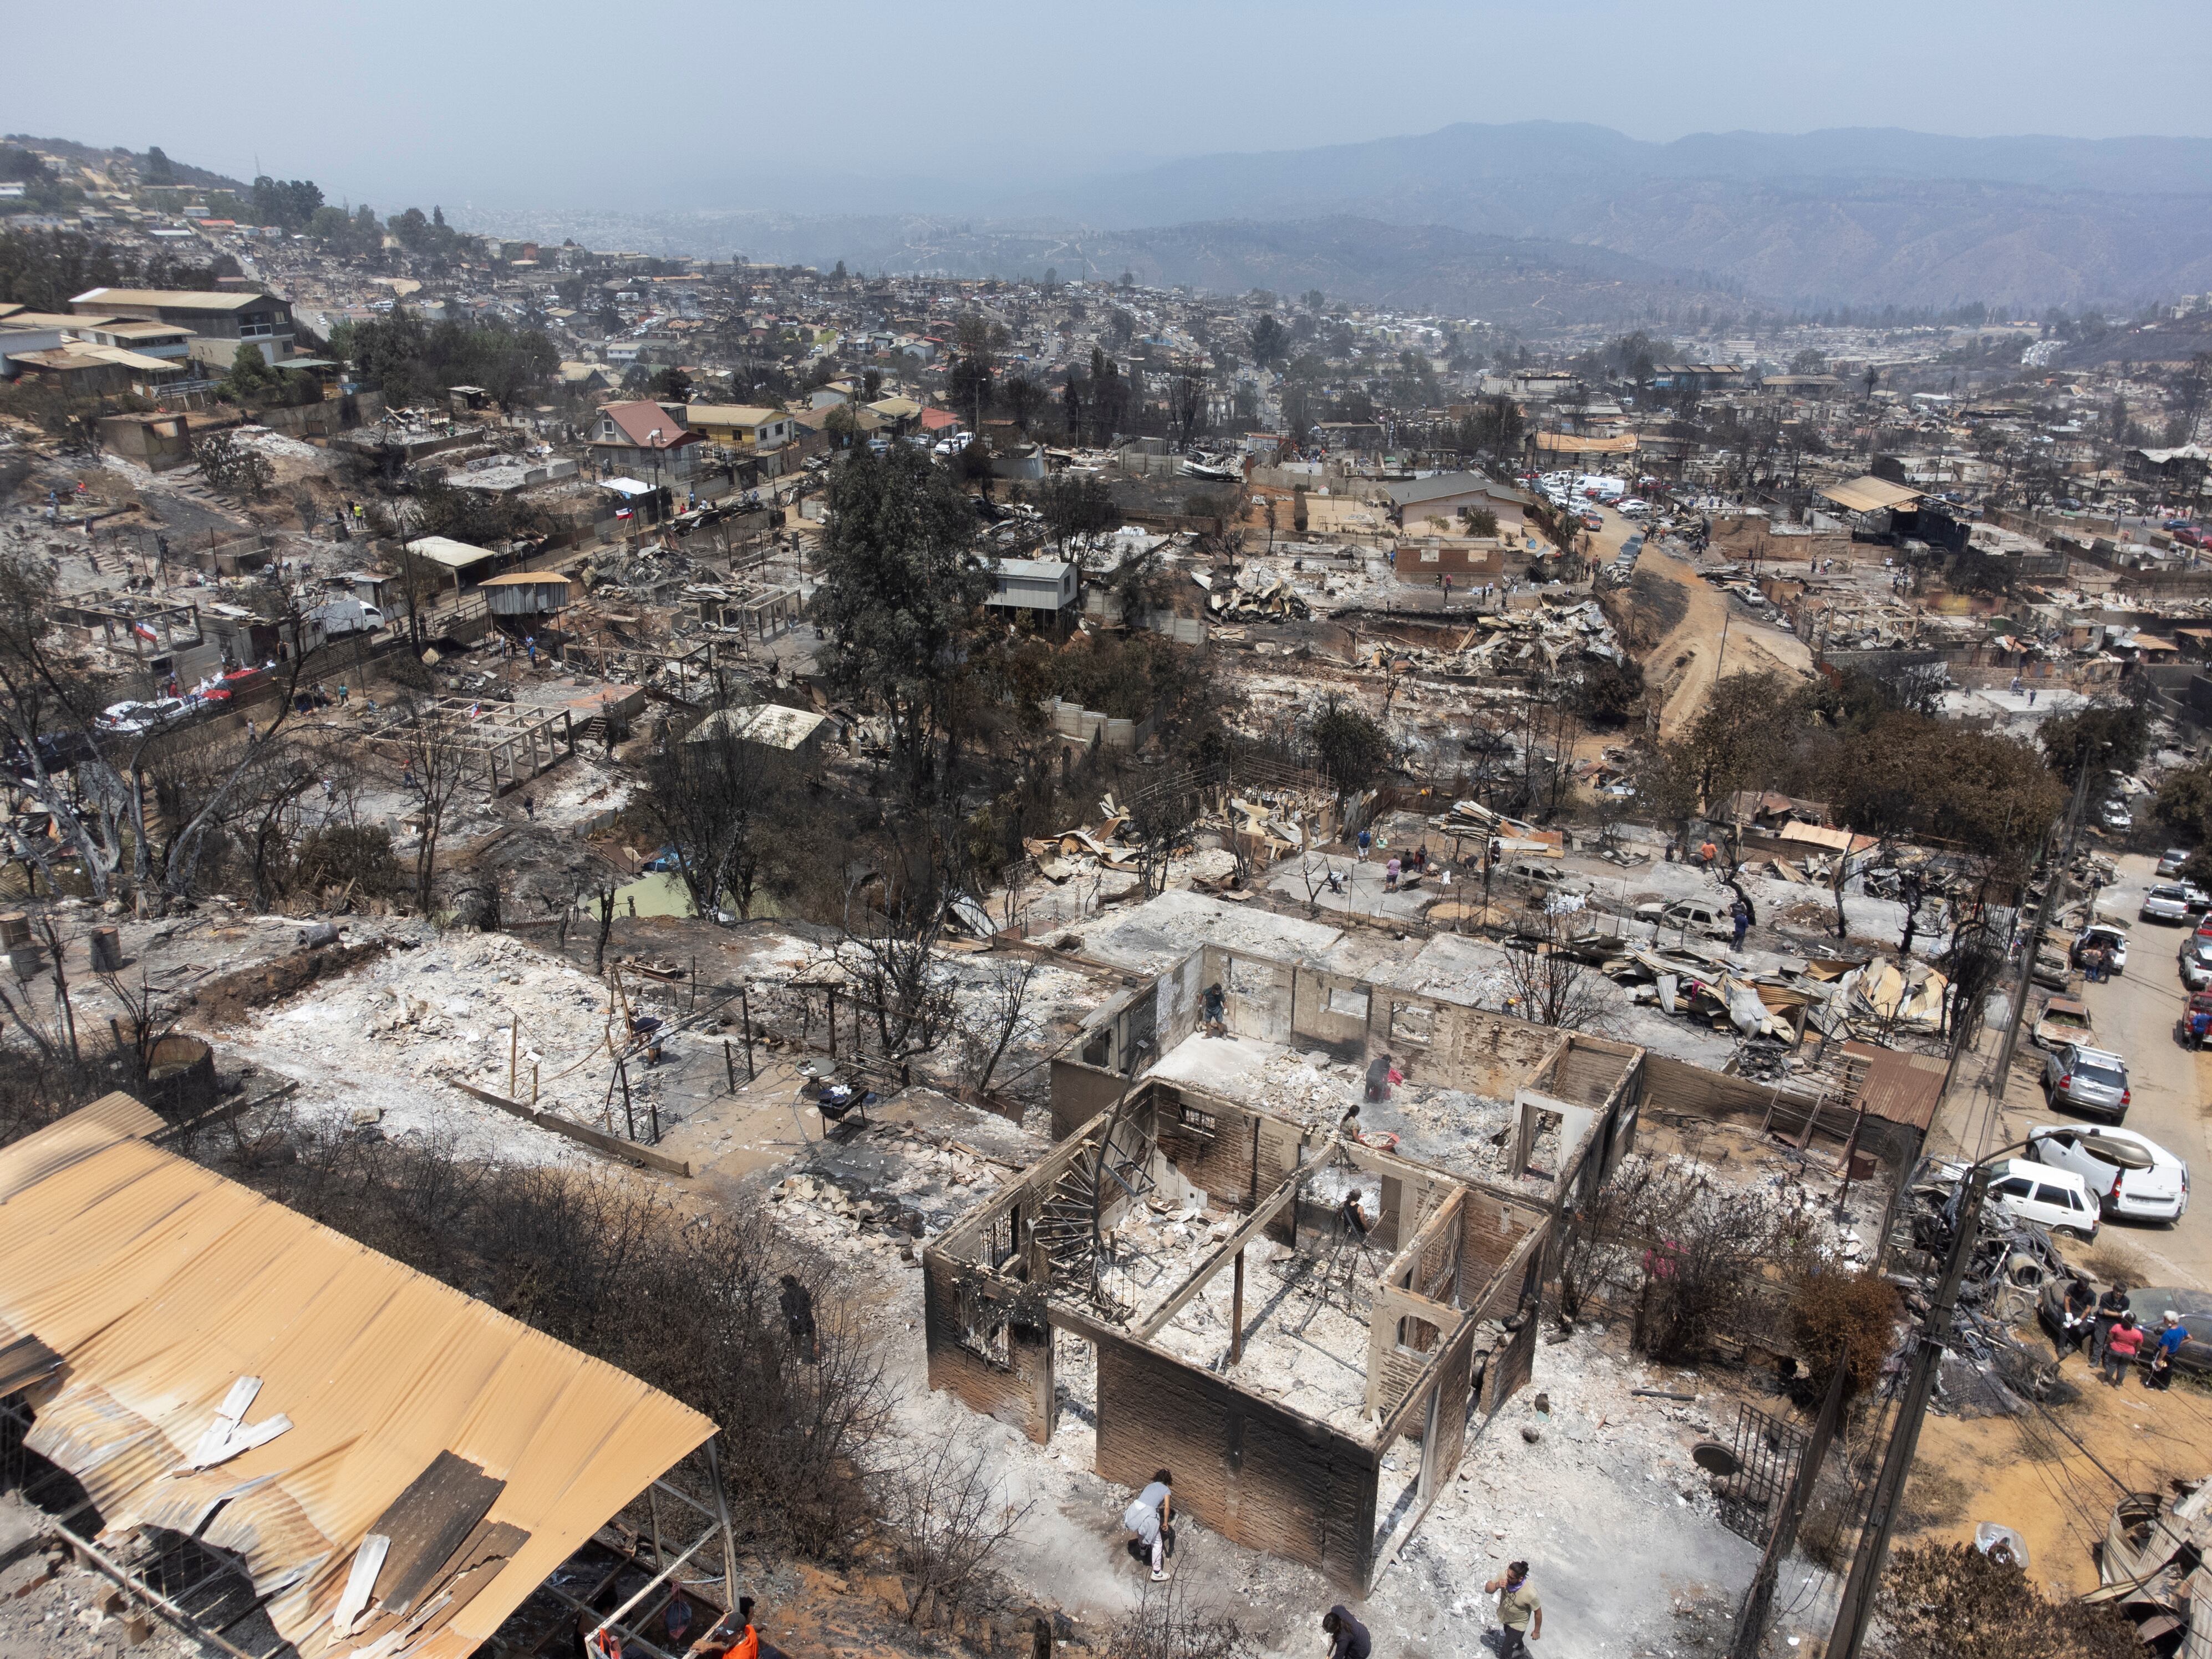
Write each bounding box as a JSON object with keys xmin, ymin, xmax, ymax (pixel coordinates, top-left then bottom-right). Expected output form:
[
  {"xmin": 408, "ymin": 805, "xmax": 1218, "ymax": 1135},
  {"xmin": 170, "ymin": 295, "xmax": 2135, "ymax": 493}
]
[
  {"xmin": 616, "ymin": 505, "xmax": 633, "ymax": 520},
  {"xmin": 133, "ymin": 622, "xmax": 159, "ymax": 643}
]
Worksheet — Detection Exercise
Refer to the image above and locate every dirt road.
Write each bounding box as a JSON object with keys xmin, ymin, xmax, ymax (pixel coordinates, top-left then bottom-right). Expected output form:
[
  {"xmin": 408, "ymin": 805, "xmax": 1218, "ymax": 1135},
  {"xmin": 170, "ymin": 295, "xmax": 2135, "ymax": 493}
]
[
  {"xmin": 1629, "ymin": 538, "xmax": 1814, "ymax": 739},
  {"xmin": 1574, "ymin": 507, "xmax": 1813, "ymax": 737}
]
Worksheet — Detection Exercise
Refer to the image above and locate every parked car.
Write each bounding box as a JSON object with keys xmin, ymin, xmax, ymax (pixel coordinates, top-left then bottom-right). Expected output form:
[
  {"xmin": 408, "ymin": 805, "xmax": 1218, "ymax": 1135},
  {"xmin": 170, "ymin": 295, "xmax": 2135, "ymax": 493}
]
[
  {"xmin": 2027, "ymin": 1124, "xmax": 2188, "ymax": 1224},
  {"xmin": 96, "ymin": 697, "xmax": 189, "ymax": 735},
  {"xmin": 2183, "ymin": 937, "xmax": 2212, "ymax": 991},
  {"xmin": 2072, "ymin": 923, "xmax": 2129, "ymax": 974},
  {"xmin": 2186, "ymin": 883, "xmax": 2212, "ymax": 913},
  {"xmin": 1636, "ymin": 897, "xmax": 1733, "ymax": 938},
  {"xmin": 2158, "ymin": 848, "xmax": 2191, "ymax": 878},
  {"xmin": 2043, "ymin": 1042, "xmax": 2132, "ymax": 1122},
  {"xmin": 2102, "ymin": 801, "xmax": 2134, "ymax": 832},
  {"xmin": 1986, "ymin": 1158, "xmax": 2100, "ymax": 1239},
  {"xmin": 2033, "ymin": 995, "xmax": 2095, "ymax": 1050},
  {"xmin": 2143, "ymin": 884, "xmax": 2193, "ymax": 922}
]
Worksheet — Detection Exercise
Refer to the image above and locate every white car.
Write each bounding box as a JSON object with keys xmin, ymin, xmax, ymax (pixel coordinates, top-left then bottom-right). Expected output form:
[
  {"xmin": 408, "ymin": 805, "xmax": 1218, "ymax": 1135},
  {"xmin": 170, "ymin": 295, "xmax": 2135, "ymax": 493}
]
[
  {"xmin": 2144, "ymin": 884, "xmax": 2193, "ymax": 923},
  {"xmin": 2028, "ymin": 1125, "xmax": 2189, "ymax": 1225},
  {"xmin": 2182, "ymin": 937, "xmax": 2212, "ymax": 991},
  {"xmin": 1986, "ymin": 1158, "xmax": 2101, "ymax": 1239},
  {"xmin": 2102, "ymin": 802, "xmax": 2134, "ymax": 832}
]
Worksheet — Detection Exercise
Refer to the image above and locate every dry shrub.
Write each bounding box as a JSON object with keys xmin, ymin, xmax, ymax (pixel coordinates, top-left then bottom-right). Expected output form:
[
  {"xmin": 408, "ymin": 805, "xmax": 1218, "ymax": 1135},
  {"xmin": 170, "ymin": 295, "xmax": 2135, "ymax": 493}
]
[
  {"xmin": 2083, "ymin": 1240, "xmax": 2153, "ymax": 1287},
  {"xmin": 196, "ymin": 1108, "xmax": 890, "ymax": 1560},
  {"xmin": 1108, "ymin": 1546, "xmax": 1251, "ymax": 1659},
  {"xmin": 1874, "ymin": 1540, "xmax": 2140, "ymax": 1658},
  {"xmin": 1562, "ymin": 1151, "xmax": 1818, "ymax": 1362},
  {"xmin": 1792, "ymin": 1269, "xmax": 1903, "ymax": 1406},
  {"xmin": 881, "ymin": 1436, "xmax": 1031, "ymax": 1626}
]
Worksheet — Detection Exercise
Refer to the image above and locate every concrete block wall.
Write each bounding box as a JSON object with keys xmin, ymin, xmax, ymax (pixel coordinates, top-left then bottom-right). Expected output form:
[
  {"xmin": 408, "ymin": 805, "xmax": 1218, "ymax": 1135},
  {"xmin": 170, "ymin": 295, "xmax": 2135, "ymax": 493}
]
[{"xmin": 1095, "ymin": 1330, "xmax": 1381, "ymax": 1591}]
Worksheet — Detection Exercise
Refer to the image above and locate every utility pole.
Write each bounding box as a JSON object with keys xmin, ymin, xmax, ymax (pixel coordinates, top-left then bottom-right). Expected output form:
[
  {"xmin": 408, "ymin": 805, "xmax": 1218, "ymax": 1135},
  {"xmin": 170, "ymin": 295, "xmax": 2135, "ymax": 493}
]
[
  {"xmin": 1981, "ymin": 745, "xmax": 2098, "ymax": 1157},
  {"xmin": 1828, "ymin": 1159, "xmax": 1992, "ymax": 1658}
]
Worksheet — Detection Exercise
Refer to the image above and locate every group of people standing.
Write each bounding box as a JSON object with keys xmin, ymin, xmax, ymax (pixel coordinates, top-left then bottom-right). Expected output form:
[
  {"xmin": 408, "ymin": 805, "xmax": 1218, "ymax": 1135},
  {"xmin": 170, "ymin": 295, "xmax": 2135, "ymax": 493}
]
[{"xmin": 2055, "ymin": 1278, "xmax": 2191, "ymax": 1388}]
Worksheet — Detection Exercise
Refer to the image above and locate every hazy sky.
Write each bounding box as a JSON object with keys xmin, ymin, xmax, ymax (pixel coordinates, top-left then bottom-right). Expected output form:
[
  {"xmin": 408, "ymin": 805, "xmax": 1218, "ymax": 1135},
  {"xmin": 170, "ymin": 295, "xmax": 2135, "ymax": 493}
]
[{"xmin": 11, "ymin": 0, "xmax": 2210, "ymax": 215}]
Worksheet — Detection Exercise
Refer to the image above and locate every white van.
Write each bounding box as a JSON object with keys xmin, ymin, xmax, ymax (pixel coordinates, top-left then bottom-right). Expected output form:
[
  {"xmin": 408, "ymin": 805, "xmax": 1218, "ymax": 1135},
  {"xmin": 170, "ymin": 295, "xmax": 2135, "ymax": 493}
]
[{"xmin": 1987, "ymin": 1158, "xmax": 2099, "ymax": 1239}]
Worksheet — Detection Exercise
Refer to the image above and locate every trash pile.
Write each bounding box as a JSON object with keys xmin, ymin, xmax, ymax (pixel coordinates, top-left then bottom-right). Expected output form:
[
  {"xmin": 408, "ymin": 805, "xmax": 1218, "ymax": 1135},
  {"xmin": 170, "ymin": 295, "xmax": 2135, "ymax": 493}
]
[{"xmin": 1892, "ymin": 1158, "xmax": 2074, "ymax": 1417}]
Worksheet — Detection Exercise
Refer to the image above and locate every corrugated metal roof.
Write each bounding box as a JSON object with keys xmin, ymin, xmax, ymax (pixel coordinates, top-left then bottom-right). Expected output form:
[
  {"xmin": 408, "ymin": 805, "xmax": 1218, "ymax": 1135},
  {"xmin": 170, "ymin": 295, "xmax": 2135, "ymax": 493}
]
[
  {"xmin": 0, "ymin": 1098, "xmax": 714, "ymax": 1659},
  {"xmin": 404, "ymin": 536, "xmax": 500, "ymax": 571},
  {"xmin": 1843, "ymin": 1042, "xmax": 1946, "ymax": 1132},
  {"xmin": 1816, "ymin": 475, "xmax": 1924, "ymax": 515},
  {"xmin": 70, "ymin": 287, "xmax": 272, "ymax": 313}
]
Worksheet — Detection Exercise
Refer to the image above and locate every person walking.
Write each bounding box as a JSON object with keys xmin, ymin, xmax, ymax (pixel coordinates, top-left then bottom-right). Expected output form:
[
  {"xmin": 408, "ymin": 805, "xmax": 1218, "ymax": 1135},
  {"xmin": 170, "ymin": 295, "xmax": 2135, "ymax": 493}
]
[
  {"xmin": 2104, "ymin": 1314, "xmax": 2145, "ymax": 1386},
  {"xmin": 1356, "ymin": 827, "xmax": 1371, "ymax": 863},
  {"xmin": 2092, "ymin": 1281, "xmax": 2132, "ymax": 1366},
  {"xmin": 1321, "ymin": 1605, "xmax": 1371, "ymax": 1659},
  {"xmin": 1730, "ymin": 899, "xmax": 1750, "ymax": 951},
  {"xmin": 1483, "ymin": 1561, "xmax": 1543, "ymax": 1656},
  {"xmin": 1123, "ymin": 1471, "xmax": 1174, "ymax": 1582},
  {"xmin": 1384, "ymin": 856, "xmax": 1401, "ymax": 892}
]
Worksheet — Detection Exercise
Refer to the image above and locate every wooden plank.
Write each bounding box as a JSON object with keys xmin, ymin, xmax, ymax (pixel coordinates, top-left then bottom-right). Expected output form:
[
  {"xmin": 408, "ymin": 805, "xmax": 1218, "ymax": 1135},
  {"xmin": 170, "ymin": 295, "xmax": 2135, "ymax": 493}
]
[
  {"xmin": 369, "ymin": 1451, "xmax": 506, "ymax": 1616},
  {"xmin": 1132, "ymin": 1162, "xmax": 1309, "ymax": 1342}
]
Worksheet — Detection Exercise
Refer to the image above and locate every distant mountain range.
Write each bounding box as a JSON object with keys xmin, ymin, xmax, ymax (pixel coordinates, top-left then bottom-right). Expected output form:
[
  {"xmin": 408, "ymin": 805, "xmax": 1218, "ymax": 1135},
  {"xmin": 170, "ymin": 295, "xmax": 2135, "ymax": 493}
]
[
  {"xmin": 1007, "ymin": 122, "xmax": 2212, "ymax": 313},
  {"xmin": 481, "ymin": 122, "xmax": 2212, "ymax": 322}
]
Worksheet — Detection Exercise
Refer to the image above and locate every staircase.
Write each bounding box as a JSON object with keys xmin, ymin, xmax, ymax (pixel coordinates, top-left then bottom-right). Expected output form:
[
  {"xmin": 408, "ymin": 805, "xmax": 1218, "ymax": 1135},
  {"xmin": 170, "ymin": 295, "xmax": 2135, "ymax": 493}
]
[{"xmin": 1030, "ymin": 1104, "xmax": 1154, "ymax": 1321}]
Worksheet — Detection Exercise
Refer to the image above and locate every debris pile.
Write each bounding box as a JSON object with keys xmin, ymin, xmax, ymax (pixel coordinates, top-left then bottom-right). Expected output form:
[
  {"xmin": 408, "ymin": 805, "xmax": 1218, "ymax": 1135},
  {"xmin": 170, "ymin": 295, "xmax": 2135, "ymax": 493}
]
[
  {"xmin": 2095, "ymin": 1480, "xmax": 2212, "ymax": 1649},
  {"xmin": 1206, "ymin": 562, "xmax": 1311, "ymax": 621}
]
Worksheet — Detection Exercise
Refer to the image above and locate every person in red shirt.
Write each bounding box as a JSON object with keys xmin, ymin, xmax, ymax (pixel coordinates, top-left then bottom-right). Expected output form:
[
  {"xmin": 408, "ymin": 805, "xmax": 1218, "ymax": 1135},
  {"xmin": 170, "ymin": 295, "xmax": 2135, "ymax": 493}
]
[{"xmin": 2104, "ymin": 1314, "xmax": 2145, "ymax": 1386}]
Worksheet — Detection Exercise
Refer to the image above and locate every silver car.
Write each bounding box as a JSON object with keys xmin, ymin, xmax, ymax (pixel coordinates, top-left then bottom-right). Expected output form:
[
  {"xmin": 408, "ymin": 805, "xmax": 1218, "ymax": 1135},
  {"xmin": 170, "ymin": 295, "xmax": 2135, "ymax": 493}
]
[
  {"xmin": 2042, "ymin": 1043, "xmax": 2132, "ymax": 1123},
  {"xmin": 2143, "ymin": 884, "xmax": 2193, "ymax": 923}
]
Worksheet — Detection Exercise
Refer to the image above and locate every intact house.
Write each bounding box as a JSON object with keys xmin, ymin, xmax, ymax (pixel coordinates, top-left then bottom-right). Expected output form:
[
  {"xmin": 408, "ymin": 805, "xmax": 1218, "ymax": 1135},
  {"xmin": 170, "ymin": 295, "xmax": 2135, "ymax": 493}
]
[
  {"xmin": 1384, "ymin": 472, "xmax": 1533, "ymax": 535},
  {"xmin": 985, "ymin": 557, "xmax": 1079, "ymax": 624},
  {"xmin": 681, "ymin": 403, "xmax": 795, "ymax": 451},
  {"xmin": 69, "ymin": 287, "xmax": 296, "ymax": 369},
  {"xmin": 590, "ymin": 400, "xmax": 706, "ymax": 483}
]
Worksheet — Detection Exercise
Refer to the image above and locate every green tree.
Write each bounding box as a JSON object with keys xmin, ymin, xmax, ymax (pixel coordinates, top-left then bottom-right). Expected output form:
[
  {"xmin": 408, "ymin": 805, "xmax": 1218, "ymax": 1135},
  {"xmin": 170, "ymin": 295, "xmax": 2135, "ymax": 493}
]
[
  {"xmin": 1681, "ymin": 670, "xmax": 1794, "ymax": 811},
  {"xmin": 1309, "ymin": 698, "xmax": 1390, "ymax": 791},
  {"xmin": 2039, "ymin": 700, "xmax": 2149, "ymax": 787},
  {"xmin": 1457, "ymin": 393, "xmax": 1525, "ymax": 474},
  {"xmin": 249, "ymin": 176, "xmax": 323, "ymax": 232},
  {"xmin": 1248, "ymin": 314, "xmax": 1289, "ymax": 369},
  {"xmin": 649, "ymin": 364, "xmax": 693, "ymax": 403},
  {"xmin": 1035, "ymin": 471, "xmax": 1117, "ymax": 551},
  {"xmin": 814, "ymin": 446, "xmax": 991, "ymax": 797},
  {"xmin": 143, "ymin": 146, "xmax": 175, "ymax": 185}
]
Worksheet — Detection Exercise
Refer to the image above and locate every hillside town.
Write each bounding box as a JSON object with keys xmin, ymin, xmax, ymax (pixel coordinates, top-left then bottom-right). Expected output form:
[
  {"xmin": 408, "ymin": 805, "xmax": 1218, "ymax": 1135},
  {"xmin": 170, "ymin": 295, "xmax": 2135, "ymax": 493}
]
[{"xmin": 0, "ymin": 116, "xmax": 2210, "ymax": 1659}]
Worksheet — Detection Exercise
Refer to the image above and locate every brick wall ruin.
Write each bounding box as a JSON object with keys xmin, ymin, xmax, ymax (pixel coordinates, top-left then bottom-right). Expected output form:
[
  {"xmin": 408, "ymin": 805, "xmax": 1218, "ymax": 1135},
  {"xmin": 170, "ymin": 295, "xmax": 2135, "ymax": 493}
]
[{"xmin": 1094, "ymin": 1331, "xmax": 1381, "ymax": 1588}]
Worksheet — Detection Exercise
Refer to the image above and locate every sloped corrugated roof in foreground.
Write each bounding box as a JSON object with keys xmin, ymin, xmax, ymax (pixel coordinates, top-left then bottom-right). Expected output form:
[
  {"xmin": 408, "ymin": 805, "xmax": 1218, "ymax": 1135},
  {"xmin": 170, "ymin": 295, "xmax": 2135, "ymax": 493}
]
[{"xmin": 0, "ymin": 1096, "xmax": 715, "ymax": 1658}]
